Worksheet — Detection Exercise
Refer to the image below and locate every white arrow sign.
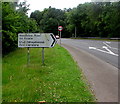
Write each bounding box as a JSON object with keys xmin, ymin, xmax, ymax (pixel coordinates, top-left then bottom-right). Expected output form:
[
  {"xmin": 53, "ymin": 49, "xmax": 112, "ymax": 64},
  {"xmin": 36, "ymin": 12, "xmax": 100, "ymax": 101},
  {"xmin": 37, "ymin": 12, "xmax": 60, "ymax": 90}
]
[{"xmin": 18, "ymin": 33, "xmax": 56, "ymax": 48}]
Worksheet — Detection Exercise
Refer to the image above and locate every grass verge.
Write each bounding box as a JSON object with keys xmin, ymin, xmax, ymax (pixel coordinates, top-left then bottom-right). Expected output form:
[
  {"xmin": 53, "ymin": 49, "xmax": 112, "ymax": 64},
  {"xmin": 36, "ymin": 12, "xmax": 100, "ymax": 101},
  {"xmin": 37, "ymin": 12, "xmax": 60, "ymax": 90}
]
[
  {"xmin": 70, "ymin": 37, "xmax": 119, "ymax": 42},
  {"xmin": 2, "ymin": 45, "xmax": 95, "ymax": 102}
]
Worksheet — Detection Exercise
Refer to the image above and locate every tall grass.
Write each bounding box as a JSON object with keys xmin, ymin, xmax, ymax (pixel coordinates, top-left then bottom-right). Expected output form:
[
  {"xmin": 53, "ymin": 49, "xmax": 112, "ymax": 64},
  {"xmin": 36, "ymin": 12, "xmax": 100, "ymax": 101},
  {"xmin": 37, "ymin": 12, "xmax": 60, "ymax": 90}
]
[{"xmin": 2, "ymin": 45, "xmax": 95, "ymax": 102}]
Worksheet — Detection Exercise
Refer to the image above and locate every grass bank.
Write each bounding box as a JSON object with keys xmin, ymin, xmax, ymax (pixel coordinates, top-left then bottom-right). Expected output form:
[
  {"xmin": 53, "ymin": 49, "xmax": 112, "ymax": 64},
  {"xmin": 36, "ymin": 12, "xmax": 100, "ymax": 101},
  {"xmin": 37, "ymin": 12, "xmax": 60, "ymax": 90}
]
[
  {"xmin": 71, "ymin": 37, "xmax": 119, "ymax": 41},
  {"xmin": 2, "ymin": 45, "xmax": 95, "ymax": 102}
]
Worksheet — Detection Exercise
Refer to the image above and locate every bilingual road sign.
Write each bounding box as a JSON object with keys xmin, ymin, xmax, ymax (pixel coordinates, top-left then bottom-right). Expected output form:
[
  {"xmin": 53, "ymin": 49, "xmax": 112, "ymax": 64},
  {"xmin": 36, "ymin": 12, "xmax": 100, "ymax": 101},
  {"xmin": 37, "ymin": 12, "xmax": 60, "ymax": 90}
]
[
  {"xmin": 18, "ymin": 33, "xmax": 56, "ymax": 48},
  {"xmin": 58, "ymin": 26, "xmax": 63, "ymax": 31}
]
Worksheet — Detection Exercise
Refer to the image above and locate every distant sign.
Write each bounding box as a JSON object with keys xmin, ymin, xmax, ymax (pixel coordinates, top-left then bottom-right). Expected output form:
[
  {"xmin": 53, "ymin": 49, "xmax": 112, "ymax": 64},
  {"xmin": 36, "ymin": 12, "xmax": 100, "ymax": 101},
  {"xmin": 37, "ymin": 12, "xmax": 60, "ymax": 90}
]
[
  {"xmin": 18, "ymin": 33, "xmax": 56, "ymax": 48},
  {"xmin": 58, "ymin": 26, "xmax": 63, "ymax": 31}
]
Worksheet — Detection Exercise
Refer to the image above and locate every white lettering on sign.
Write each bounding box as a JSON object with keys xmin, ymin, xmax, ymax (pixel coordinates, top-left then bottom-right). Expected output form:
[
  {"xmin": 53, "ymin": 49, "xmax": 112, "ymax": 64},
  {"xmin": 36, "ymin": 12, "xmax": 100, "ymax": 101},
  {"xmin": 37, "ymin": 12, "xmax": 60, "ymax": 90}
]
[{"xmin": 18, "ymin": 33, "xmax": 56, "ymax": 48}]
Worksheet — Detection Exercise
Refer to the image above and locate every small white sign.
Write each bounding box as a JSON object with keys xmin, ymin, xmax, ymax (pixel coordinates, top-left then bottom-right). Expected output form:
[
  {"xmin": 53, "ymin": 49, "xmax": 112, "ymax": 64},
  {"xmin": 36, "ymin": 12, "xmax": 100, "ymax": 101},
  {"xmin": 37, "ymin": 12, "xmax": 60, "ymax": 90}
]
[{"xmin": 18, "ymin": 33, "xmax": 56, "ymax": 48}]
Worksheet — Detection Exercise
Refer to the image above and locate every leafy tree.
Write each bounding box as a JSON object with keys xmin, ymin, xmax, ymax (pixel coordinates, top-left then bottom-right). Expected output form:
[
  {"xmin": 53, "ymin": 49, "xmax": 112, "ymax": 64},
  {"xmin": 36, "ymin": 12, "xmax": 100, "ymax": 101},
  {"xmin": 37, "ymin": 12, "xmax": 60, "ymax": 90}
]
[
  {"xmin": 30, "ymin": 7, "xmax": 67, "ymax": 36},
  {"xmin": 17, "ymin": 1, "xmax": 30, "ymax": 15},
  {"xmin": 3, "ymin": 1, "xmax": 120, "ymax": 55},
  {"xmin": 2, "ymin": 2, "xmax": 38, "ymax": 55},
  {"xmin": 30, "ymin": 10, "xmax": 43, "ymax": 26},
  {"xmin": 2, "ymin": 2, "xmax": 20, "ymax": 54}
]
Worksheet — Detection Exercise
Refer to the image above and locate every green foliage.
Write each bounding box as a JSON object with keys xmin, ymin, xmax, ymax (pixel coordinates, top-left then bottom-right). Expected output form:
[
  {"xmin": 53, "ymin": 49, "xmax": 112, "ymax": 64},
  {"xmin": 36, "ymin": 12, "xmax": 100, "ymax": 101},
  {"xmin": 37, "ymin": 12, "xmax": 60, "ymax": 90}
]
[
  {"xmin": 66, "ymin": 2, "xmax": 120, "ymax": 38},
  {"xmin": 2, "ymin": 2, "xmax": 39, "ymax": 55},
  {"xmin": 17, "ymin": 1, "xmax": 30, "ymax": 14},
  {"xmin": 2, "ymin": 2, "xmax": 120, "ymax": 55},
  {"xmin": 30, "ymin": 7, "xmax": 69, "ymax": 36},
  {"xmin": 30, "ymin": 2, "xmax": 120, "ymax": 38}
]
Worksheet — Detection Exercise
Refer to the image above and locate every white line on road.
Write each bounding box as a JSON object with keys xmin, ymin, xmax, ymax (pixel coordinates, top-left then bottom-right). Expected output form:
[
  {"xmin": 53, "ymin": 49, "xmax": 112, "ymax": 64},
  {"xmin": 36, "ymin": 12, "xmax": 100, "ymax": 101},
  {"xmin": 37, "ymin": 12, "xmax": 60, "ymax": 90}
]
[
  {"xmin": 103, "ymin": 42, "xmax": 118, "ymax": 50},
  {"xmin": 102, "ymin": 46, "xmax": 118, "ymax": 56},
  {"xmin": 89, "ymin": 46, "xmax": 118, "ymax": 56},
  {"xmin": 105, "ymin": 41, "xmax": 111, "ymax": 44},
  {"xmin": 89, "ymin": 47, "xmax": 97, "ymax": 50}
]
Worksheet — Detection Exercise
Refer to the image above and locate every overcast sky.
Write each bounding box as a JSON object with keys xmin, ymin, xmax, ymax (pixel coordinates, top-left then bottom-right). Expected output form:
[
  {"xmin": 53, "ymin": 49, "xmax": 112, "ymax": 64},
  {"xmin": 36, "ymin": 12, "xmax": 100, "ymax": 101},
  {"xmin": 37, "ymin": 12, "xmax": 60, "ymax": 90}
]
[{"xmin": 19, "ymin": 0, "xmax": 91, "ymax": 16}]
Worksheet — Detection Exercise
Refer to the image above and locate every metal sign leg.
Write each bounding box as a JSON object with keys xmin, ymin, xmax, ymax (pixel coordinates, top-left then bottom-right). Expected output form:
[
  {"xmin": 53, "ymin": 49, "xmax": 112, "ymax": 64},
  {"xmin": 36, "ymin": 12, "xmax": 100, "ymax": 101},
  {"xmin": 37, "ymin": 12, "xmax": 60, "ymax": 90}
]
[
  {"xmin": 27, "ymin": 47, "xmax": 30, "ymax": 65},
  {"xmin": 60, "ymin": 31, "xmax": 61, "ymax": 46},
  {"xmin": 42, "ymin": 48, "xmax": 44, "ymax": 65}
]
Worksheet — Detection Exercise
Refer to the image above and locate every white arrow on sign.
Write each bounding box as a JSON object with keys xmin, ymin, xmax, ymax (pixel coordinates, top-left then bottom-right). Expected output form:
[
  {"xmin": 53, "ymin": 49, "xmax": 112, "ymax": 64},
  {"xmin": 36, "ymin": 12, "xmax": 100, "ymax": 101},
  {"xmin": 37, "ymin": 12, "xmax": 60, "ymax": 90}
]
[{"xmin": 18, "ymin": 33, "xmax": 56, "ymax": 48}]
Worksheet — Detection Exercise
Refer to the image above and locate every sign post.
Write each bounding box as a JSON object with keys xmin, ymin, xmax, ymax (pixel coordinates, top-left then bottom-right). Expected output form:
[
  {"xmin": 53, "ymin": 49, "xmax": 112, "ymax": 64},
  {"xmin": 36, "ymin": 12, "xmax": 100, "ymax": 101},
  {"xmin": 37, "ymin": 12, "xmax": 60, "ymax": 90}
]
[
  {"xmin": 18, "ymin": 33, "xmax": 56, "ymax": 65},
  {"xmin": 58, "ymin": 26, "xmax": 63, "ymax": 46},
  {"xmin": 27, "ymin": 30, "xmax": 30, "ymax": 65},
  {"xmin": 60, "ymin": 31, "xmax": 61, "ymax": 45},
  {"xmin": 42, "ymin": 48, "xmax": 44, "ymax": 65},
  {"xmin": 27, "ymin": 47, "xmax": 30, "ymax": 65}
]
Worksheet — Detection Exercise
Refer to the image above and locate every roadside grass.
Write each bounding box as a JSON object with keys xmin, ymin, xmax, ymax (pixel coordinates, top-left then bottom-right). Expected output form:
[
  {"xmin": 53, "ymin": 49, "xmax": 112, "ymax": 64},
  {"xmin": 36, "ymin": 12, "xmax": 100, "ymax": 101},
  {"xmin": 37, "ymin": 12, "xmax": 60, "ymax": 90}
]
[
  {"xmin": 2, "ymin": 45, "xmax": 95, "ymax": 102},
  {"xmin": 70, "ymin": 37, "xmax": 119, "ymax": 42},
  {"xmin": 0, "ymin": 55, "xmax": 2, "ymax": 104}
]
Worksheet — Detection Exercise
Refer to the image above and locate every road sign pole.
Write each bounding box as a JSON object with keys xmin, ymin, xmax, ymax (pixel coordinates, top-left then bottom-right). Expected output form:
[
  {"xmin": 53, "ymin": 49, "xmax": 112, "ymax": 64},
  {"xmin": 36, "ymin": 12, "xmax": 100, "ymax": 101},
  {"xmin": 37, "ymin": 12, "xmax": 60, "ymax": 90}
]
[
  {"xmin": 60, "ymin": 31, "xmax": 61, "ymax": 46},
  {"xmin": 27, "ymin": 29, "xmax": 30, "ymax": 65},
  {"xmin": 42, "ymin": 47, "xmax": 44, "ymax": 65},
  {"xmin": 27, "ymin": 47, "xmax": 30, "ymax": 65},
  {"xmin": 58, "ymin": 26, "xmax": 63, "ymax": 46}
]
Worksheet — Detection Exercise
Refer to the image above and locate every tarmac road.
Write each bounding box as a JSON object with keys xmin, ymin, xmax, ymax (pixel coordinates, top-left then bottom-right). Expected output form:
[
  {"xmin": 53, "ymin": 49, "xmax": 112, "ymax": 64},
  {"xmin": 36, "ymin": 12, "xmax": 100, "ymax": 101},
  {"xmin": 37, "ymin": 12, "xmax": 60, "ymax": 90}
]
[
  {"xmin": 61, "ymin": 39, "xmax": 119, "ymax": 68},
  {"xmin": 58, "ymin": 38, "xmax": 119, "ymax": 102}
]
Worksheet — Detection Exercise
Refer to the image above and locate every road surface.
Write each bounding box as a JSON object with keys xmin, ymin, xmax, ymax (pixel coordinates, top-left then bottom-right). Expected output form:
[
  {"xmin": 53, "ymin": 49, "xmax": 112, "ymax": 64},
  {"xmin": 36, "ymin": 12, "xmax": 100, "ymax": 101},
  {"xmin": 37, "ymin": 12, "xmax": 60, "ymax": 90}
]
[
  {"xmin": 58, "ymin": 39, "xmax": 118, "ymax": 102},
  {"xmin": 61, "ymin": 39, "xmax": 119, "ymax": 68}
]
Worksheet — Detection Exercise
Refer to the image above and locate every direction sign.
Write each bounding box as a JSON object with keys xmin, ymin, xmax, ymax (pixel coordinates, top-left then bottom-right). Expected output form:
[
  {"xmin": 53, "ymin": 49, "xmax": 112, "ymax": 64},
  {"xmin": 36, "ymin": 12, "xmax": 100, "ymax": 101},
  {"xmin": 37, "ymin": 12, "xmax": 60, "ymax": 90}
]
[
  {"xmin": 58, "ymin": 26, "xmax": 63, "ymax": 31},
  {"xmin": 18, "ymin": 33, "xmax": 56, "ymax": 48}
]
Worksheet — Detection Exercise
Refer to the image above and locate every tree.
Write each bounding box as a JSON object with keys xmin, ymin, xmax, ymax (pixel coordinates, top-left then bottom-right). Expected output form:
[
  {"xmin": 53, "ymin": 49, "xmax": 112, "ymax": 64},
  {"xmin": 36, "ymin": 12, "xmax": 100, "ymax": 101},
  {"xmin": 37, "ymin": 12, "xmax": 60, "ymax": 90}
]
[
  {"xmin": 2, "ymin": 2, "xmax": 39, "ymax": 55},
  {"xmin": 17, "ymin": 1, "xmax": 30, "ymax": 15},
  {"xmin": 30, "ymin": 7, "xmax": 67, "ymax": 36}
]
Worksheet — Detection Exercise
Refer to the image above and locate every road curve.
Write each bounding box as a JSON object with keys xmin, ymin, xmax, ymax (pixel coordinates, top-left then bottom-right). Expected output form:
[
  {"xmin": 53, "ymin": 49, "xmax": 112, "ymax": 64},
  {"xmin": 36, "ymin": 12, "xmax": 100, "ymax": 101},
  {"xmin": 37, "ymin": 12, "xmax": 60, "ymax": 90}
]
[{"xmin": 59, "ymin": 39, "xmax": 118, "ymax": 102}]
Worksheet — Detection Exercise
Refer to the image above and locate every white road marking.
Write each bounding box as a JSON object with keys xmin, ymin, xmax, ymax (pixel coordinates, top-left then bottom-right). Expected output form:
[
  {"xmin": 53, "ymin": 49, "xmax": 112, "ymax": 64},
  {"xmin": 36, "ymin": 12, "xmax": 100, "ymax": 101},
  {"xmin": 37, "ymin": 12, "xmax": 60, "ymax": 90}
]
[
  {"xmin": 89, "ymin": 47, "xmax": 97, "ymax": 50},
  {"xmin": 103, "ymin": 42, "xmax": 118, "ymax": 50},
  {"xmin": 102, "ymin": 46, "xmax": 118, "ymax": 56},
  {"xmin": 105, "ymin": 41, "xmax": 111, "ymax": 44},
  {"xmin": 89, "ymin": 46, "xmax": 118, "ymax": 56}
]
